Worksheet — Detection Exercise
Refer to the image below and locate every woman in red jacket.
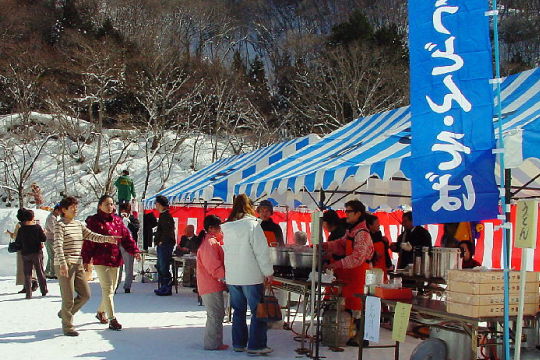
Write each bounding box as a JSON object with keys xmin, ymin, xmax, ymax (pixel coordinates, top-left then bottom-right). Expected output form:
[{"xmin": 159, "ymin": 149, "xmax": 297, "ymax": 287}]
[{"xmin": 82, "ymin": 195, "xmax": 141, "ymax": 331}]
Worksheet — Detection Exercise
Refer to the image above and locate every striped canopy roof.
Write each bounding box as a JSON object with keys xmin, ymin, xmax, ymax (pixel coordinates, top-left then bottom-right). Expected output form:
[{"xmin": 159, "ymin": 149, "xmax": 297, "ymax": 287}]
[
  {"xmin": 235, "ymin": 67, "xmax": 540, "ymax": 210},
  {"xmin": 143, "ymin": 134, "xmax": 319, "ymax": 208}
]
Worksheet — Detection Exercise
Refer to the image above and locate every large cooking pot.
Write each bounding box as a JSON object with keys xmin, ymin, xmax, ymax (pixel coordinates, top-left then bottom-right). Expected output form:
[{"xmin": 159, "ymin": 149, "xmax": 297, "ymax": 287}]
[
  {"xmin": 269, "ymin": 246, "xmax": 290, "ymax": 266},
  {"xmin": 413, "ymin": 246, "xmax": 431, "ymax": 277},
  {"xmin": 289, "ymin": 248, "xmax": 317, "ymax": 268},
  {"xmin": 430, "ymin": 247, "xmax": 462, "ymax": 280}
]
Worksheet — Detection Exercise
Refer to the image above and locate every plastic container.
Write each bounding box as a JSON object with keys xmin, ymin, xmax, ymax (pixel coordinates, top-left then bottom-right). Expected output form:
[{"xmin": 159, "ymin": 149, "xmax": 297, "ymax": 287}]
[{"xmin": 374, "ymin": 287, "xmax": 412, "ymax": 300}]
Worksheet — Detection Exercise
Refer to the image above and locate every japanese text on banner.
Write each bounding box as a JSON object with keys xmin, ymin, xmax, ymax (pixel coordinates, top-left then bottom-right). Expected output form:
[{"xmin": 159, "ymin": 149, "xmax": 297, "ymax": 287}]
[{"xmin": 409, "ymin": 0, "xmax": 499, "ymax": 225}]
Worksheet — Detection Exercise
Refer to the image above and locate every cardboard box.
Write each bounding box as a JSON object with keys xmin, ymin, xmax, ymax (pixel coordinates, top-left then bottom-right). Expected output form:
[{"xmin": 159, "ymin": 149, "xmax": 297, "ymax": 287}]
[
  {"xmin": 446, "ymin": 291, "xmax": 539, "ymax": 306},
  {"xmin": 374, "ymin": 287, "xmax": 412, "ymax": 300},
  {"xmin": 447, "ymin": 281, "xmax": 538, "ymax": 295},
  {"xmin": 447, "ymin": 269, "xmax": 539, "ymax": 284},
  {"xmin": 446, "ymin": 301, "xmax": 538, "ymax": 318}
]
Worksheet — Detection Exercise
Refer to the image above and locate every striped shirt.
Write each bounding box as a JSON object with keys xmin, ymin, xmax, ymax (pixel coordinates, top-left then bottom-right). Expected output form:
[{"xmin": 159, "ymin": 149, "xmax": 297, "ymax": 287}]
[{"xmin": 54, "ymin": 218, "xmax": 112, "ymax": 267}]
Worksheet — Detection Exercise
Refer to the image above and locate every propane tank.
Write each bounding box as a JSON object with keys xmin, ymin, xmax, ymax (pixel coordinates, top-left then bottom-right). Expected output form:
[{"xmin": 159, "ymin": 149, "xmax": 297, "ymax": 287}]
[{"xmin": 321, "ymin": 308, "xmax": 352, "ymax": 347}]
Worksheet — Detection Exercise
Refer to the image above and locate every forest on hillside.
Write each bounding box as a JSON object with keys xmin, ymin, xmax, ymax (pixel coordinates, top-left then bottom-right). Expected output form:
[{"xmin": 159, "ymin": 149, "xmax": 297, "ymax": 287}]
[{"xmin": 1, "ymin": 0, "xmax": 539, "ymax": 156}]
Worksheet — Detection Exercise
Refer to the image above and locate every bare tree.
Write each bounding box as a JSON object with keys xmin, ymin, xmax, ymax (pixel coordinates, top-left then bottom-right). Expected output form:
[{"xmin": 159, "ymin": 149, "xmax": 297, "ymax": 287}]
[
  {"xmin": 0, "ymin": 126, "xmax": 55, "ymax": 208},
  {"xmin": 286, "ymin": 42, "xmax": 408, "ymax": 133},
  {"xmin": 82, "ymin": 132, "xmax": 135, "ymax": 199},
  {"xmin": 195, "ymin": 71, "xmax": 255, "ymax": 160},
  {"xmin": 48, "ymin": 104, "xmax": 92, "ymax": 195},
  {"xmin": 133, "ymin": 55, "xmax": 197, "ymax": 196},
  {"xmin": 59, "ymin": 32, "xmax": 126, "ymax": 174},
  {"xmin": 0, "ymin": 48, "xmax": 47, "ymax": 127}
]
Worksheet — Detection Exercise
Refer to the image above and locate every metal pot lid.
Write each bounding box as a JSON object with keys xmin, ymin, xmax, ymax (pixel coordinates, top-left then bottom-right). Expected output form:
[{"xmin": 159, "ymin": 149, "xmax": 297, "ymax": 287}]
[
  {"xmin": 410, "ymin": 339, "xmax": 447, "ymax": 360},
  {"xmin": 431, "ymin": 247, "xmax": 461, "ymax": 253}
]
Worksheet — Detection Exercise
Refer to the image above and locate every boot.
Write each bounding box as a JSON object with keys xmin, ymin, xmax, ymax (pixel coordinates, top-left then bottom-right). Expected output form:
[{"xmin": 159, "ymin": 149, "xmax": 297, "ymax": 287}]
[
  {"xmin": 108, "ymin": 318, "xmax": 122, "ymax": 331},
  {"xmin": 96, "ymin": 311, "xmax": 108, "ymax": 324},
  {"xmin": 154, "ymin": 284, "xmax": 172, "ymax": 296},
  {"xmin": 346, "ymin": 318, "xmax": 364, "ymax": 347}
]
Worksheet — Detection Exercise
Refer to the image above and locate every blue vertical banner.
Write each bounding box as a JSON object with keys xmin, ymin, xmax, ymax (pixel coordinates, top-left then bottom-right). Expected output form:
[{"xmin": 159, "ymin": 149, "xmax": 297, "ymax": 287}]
[{"xmin": 409, "ymin": 0, "xmax": 499, "ymax": 225}]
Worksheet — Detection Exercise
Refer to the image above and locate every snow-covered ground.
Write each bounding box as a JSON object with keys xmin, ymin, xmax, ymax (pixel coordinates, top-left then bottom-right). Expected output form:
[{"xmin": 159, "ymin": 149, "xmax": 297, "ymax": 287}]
[
  {"xmin": 0, "ymin": 112, "xmax": 240, "ymax": 237},
  {"xmin": 0, "ymin": 113, "xmax": 423, "ymax": 359},
  {"xmin": 0, "ymin": 243, "xmax": 422, "ymax": 360}
]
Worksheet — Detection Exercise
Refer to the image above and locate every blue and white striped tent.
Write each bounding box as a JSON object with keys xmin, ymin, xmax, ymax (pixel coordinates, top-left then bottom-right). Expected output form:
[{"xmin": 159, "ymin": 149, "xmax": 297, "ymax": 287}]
[
  {"xmin": 235, "ymin": 67, "xmax": 540, "ymax": 210},
  {"xmin": 143, "ymin": 134, "xmax": 319, "ymax": 208}
]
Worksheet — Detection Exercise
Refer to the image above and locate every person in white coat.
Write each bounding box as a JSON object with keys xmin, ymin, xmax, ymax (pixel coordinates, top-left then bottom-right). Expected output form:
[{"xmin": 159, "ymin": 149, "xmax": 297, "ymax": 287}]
[{"xmin": 221, "ymin": 194, "xmax": 274, "ymax": 355}]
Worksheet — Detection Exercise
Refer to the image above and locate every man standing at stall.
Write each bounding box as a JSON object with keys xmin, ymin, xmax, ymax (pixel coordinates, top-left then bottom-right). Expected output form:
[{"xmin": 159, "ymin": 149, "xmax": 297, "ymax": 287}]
[
  {"xmin": 390, "ymin": 211, "xmax": 432, "ymax": 269},
  {"xmin": 256, "ymin": 200, "xmax": 284, "ymax": 246},
  {"xmin": 153, "ymin": 196, "xmax": 176, "ymax": 296},
  {"xmin": 323, "ymin": 199, "xmax": 374, "ymax": 346}
]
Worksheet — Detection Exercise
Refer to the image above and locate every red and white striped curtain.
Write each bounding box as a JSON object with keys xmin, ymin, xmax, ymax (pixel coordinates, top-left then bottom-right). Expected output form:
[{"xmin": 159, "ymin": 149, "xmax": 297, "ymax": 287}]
[{"xmin": 157, "ymin": 204, "xmax": 540, "ymax": 270}]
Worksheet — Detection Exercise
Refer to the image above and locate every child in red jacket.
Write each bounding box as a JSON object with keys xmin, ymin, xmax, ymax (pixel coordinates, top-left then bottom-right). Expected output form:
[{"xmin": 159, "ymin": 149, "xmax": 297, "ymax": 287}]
[{"xmin": 196, "ymin": 215, "xmax": 228, "ymax": 351}]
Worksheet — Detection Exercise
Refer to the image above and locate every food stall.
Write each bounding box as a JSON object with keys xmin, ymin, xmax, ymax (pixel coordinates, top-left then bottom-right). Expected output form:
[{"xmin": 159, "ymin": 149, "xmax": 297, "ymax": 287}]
[
  {"xmin": 269, "ymin": 244, "xmax": 350, "ymax": 354},
  {"xmin": 356, "ymin": 253, "xmax": 540, "ymax": 360}
]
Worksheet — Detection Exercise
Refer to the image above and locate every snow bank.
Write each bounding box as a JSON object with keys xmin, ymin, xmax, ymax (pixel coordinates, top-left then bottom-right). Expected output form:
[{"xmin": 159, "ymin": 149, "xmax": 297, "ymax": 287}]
[{"xmin": 0, "ymin": 112, "xmax": 241, "ymax": 220}]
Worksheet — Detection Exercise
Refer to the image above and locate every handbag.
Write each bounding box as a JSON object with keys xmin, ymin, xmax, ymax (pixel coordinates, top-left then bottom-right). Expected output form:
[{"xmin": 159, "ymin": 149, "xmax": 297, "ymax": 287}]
[
  {"xmin": 256, "ymin": 286, "xmax": 282, "ymax": 323},
  {"xmin": 8, "ymin": 239, "xmax": 21, "ymax": 253}
]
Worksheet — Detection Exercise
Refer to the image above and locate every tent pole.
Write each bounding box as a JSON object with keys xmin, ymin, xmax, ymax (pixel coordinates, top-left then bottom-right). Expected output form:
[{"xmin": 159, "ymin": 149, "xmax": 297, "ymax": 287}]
[
  {"xmin": 286, "ymin": 206, "xmax": 289, "ymax": 245},
  {"xmin": 203, "ymin": 201, "xmax": 208, "ymax": 232},
  {"xmin": 490, "ymin": 0, "xmax": 510, "ymax": 356},
  {"xmin": 505, "ymin": 169, "xmax": 512, "ymax": 265},
  {"xmin": 313, "ymin": 190, "xmax": 325, "ymax": 359}
]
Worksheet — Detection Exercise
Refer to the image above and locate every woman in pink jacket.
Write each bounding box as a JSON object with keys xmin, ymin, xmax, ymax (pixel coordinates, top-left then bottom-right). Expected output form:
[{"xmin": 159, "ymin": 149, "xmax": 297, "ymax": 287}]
[
  {"xmin": 82, "ymin": 195, "xmax": 141, "ymax": 331},
  {"xmin": 196, "ymin": 215, "xmax": 228, "ymax": 351}
]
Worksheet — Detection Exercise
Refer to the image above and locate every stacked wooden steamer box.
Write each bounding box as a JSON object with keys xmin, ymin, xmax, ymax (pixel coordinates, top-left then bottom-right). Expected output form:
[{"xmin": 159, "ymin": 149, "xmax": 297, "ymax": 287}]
[{"xmin": 446, "ymin": 270, "xmax": 539, "ymax": 318}]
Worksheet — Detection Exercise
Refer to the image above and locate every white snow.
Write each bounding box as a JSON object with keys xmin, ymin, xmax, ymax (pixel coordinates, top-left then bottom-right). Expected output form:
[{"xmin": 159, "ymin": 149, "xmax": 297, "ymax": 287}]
[
  {"xmin": 0, "ymin": 243, "xmax": 421, "ymax": 360},
  {"xmin": 0, "ymin": 112, "xmax": 243, "ymax": 243},
  {"xmin": 0, "ymin": 113, "xmax": 422, "ymax": 359}
]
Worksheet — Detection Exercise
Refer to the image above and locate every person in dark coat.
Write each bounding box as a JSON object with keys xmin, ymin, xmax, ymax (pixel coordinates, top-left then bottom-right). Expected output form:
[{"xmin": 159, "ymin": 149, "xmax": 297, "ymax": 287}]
[
  {"xmin": 322, "ymin": 209, "xmax": 346, "ymax": 241},
  {"xmin": 178, "ymin": 224, "xmax": 200, "ymax": 254},
  {"xmin": 322, "ymin": 209, "xmax": 347, "ymax": 262},
  {"xmin": 14, "ymin": 208, "xmax": 47, "ymax": 299},
  {"xmin": 441, "ymin": 222, "xmax": 460, "ymax": 248},
  {"xmin": 143, "ymin": 211, "xmax": 157, "ymax": 250},
  {"xmin": 153, "ymin": 195, "xmax": 176, "ymax": 295},
  {"xmin": 390, "ymin": 211, "xmax": 432, "ymax": 269},
  {"xmin": 117, "ymin": 202, "xmax": 140, "ymax": 293}
]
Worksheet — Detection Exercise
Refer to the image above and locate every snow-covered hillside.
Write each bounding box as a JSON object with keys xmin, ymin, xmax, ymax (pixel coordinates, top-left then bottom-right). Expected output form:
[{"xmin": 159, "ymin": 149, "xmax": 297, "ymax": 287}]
[{"xmin": 0, "ymin": 112, "xmax": 241, "ymax": 243}]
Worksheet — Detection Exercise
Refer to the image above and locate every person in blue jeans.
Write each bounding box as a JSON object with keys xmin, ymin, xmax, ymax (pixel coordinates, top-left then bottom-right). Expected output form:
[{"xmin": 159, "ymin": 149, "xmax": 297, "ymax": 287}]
[
  {"xmin": 228, "ymin": 284, "xmax": 268, "ymax": 351},
  {"xmin": 153, "ymin": 195, "xmax": 176, "ymax": 295},
  {"xmin": 221, "ymin": 194, "xmax": 274, "ymax": 355}
]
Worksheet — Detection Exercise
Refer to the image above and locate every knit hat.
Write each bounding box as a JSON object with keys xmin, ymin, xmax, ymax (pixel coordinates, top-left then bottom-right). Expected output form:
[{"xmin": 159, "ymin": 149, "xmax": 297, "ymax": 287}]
[{"xmin": 257, "ymin": 199, "xmax": 274, "ymax": 214}]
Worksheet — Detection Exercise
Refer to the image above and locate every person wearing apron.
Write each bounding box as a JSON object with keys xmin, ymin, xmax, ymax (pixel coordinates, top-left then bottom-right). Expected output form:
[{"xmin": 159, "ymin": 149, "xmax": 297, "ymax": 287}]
[
  {"xmin": 323, "ymin": 199, "xmax": 374, "ymax": 346},
  {"xmin": 256, "ymin": 200, "xmax": 284, "ymax": 247},
  {"xmin": 365, "ymin": 213, "xmax": 392, "ymax": 278}
]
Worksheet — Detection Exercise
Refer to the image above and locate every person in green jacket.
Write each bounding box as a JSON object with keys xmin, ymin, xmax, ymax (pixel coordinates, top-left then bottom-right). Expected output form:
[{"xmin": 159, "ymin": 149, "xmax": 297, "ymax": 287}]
[{"xmin": 115, "ymin": 170, "xmax": 136, "ymax": 205}]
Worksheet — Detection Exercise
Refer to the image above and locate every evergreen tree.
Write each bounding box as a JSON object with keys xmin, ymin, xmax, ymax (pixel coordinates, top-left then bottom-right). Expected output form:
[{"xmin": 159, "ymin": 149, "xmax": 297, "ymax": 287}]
[
  {"xmin": 232, "ymin": 50, "xmax": 247, "ymax": 75},
  {"xmin": 329, "ymin": 9, "xmax": 374, "ymax": 46},
  {"xmin": 248, "ymin": 56, "xmax": 270, "ymax": 114}
]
